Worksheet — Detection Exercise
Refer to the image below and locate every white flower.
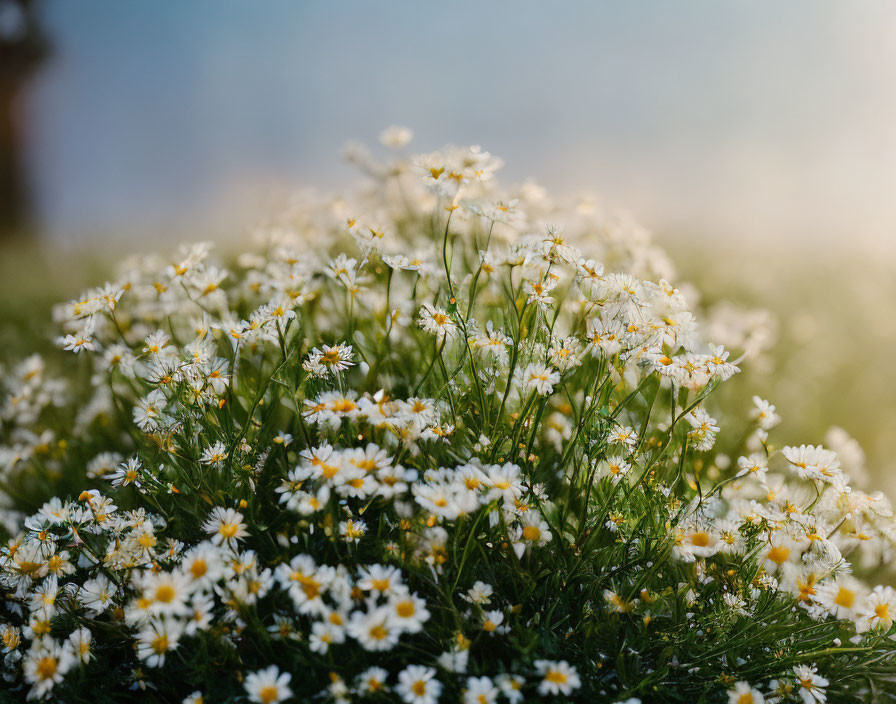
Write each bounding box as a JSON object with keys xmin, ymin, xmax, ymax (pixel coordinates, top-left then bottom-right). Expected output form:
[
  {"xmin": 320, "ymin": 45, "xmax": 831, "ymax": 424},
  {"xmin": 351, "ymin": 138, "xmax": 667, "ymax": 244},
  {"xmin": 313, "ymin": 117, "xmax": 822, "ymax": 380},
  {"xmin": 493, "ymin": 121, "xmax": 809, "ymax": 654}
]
[
  {"xmin": 707, "ymin": 344, "xmax": 740, "ymax": 381},
  {"xmin": 815, "ymin": 575, "xmax": 863, "ymax": 620},
  {"xmin": 136, "ymin": 570, "xmax": 191, "ymax": 617},
  {"xmin": 380, "ymin": 125, "xmax": 414, "ymax": 148},
  {"xmin": 303, "ymin": 342, "xmax": 355, "ymax": 377},
  {"xmin": 496, "ymin": 674, "xmax": 525, "ymax": 704},
  {"xmin": 522, "ymin": 363, "xmax": 560, "ymax": 396},
  {"xmin": 23, "ymin": 637, "xmax": 76, "ymax": 699},
  {"xmin": 202, "ymin": 506, "xmax": 248, "ymax": 546},
  {"xmin": 463, "ymin": 581, "xmax": 494, "ymax": 605},
  {"xmin": 136, "ymin": 619, "xmax": 183, "ymax": 667},
  {"xmin": 263, "ymin": 293, "xmax": 298, "ymax": 323},
  {"xmin": 471, "ymin": 321, "xmax": 511, "ymax": 362},
  {"xmin": 608, "ymin": 425, "xmax": 638, "ymax": 450},
  {"xmin": 751, "ymin": 396, "xmax": 781, "ymax": 431},
  {"xmin": 482, "ymin": 609, "xmax": 507, "ymax": 634},
  {"xmin": 387, "ymin": 592, "xmax": 431, "ymax": 633},
  {"xmin": 133, "ymin": 389, "xmax": 168, "ymax": 432},
  {"xmin": 685, "ymin": 407, "xmax": 719, "ymax": 452},
  {"xmin": 782, "ymin": 445, "xmax": 843, "ymax": 487},
  {"xmin": 396, "ymin": 665, "xmax": 442, "ymax": 704},
  {"xmin": 856, "ymin": 585, "xmax": 896, "ymax": 633},
  {"xmin": 347, "ymin": 607, "xmax": 400, "ymax": 651},
  {"xmin": 109, "ymin": 456, "xmax": 143, "ymax": 488},
  {"xmin": 339, "ymin": 517, "xmax": 367, "ymax": 543},
  {"xmin": 180, "ymin": 542, "xmax": 225, "ymax": 585},
  {"xmin": 736, "ymin": 453, "xmax": 768, "ymax": 481},
  {"xmin": 199, "ymin": 441, "xmax": 228, "ymax": 467},
  {"xmin": 598, "ymin": 457, "xmax": 631, "ymax": 484},
  {"xmin": 463, "ymin": 676, "xmax": 499, "ymax": 704},
  {"xmin": 357, "ymin": 564, "xmax": 404, "ymax": 596},
  {"xmin": 245, "ymin": 665, "xmax": 293, "ymax": 703},
  {"xmin": 761, "ymin": 534, "xmax": 800, "ymax": 574},
  {"xmin": 541, "ymin": 226, "xmax": 580, "ymax": 264},
  {"xmin": 523, "ymin": 276, "xmax": 557, "ymax": 308},
  {"xmin": 68, "ymin": 627, "xmax": 93, "ymax": 664},
  {"xmin": 79, "ymin": 575, "xmax": 116, "ymax": 616},
  {"xmin": 60, "ymin": 331, "xmax": 96, "ymax": 354},
  {"xmin": 793, "ymin": 664, "xmax": 828, "ymax": 704},
  {"xmin": 357, "ymin": 666, "xmax": 389, "ymax": 695},
  {"xmin": 417, "ymin": 304, "xmax": 457, "ymax": 339},
  {"xmin": 512, "ymin": 512, "xmax": 553, "ymax": 557},
  {"xmin": 728, "ymin": 681, "xmax": 764, "ymax": 704},
  {"xmin": 534, "ymin": 660, "xmax": 581, "ymax": 696}
]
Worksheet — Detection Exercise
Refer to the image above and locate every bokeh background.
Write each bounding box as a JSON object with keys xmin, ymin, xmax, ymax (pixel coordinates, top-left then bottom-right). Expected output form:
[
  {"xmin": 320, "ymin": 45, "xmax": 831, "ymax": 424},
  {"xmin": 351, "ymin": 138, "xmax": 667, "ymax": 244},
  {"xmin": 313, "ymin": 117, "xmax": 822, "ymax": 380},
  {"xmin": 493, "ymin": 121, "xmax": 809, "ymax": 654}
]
[{"xmin": 3, "ymin": 0, "xmax": 896, "ymax": 486}]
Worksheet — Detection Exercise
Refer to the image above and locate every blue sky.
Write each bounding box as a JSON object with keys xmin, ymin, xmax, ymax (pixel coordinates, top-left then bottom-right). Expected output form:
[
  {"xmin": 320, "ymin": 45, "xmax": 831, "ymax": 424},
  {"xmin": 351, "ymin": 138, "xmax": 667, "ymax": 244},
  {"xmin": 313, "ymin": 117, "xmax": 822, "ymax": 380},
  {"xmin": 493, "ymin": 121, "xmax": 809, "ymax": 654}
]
[{"xmin": 23, "ymin": 1, "xmax": 896, "ymax": 247}]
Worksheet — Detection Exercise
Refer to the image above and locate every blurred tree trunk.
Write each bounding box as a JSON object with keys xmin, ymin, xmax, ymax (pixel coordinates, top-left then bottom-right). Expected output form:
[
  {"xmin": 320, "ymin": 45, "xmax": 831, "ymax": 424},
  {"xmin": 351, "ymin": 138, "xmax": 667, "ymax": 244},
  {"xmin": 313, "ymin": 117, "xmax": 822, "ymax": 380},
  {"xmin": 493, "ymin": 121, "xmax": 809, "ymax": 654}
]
[{"xmin": 0, "ymin": 0, "xmax": 49, "ymax": 241}]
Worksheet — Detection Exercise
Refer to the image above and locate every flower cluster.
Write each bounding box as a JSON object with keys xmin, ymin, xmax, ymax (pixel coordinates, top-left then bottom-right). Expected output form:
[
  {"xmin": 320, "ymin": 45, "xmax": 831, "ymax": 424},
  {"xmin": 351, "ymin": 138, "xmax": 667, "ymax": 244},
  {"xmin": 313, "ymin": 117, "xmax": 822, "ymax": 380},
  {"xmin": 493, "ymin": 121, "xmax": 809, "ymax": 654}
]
[{"xmin": 0, "ymin": 130, "xmax": 895, "ymax": 702}]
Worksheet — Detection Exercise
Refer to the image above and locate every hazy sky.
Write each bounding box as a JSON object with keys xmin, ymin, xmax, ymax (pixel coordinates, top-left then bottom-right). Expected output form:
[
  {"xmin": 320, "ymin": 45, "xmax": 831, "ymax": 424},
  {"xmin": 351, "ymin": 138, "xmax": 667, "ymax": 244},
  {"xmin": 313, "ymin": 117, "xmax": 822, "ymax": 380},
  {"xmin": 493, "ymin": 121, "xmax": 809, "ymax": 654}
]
[{"xmin": 23, "ymin": 1, "xmax": 896, "ymax": 248}]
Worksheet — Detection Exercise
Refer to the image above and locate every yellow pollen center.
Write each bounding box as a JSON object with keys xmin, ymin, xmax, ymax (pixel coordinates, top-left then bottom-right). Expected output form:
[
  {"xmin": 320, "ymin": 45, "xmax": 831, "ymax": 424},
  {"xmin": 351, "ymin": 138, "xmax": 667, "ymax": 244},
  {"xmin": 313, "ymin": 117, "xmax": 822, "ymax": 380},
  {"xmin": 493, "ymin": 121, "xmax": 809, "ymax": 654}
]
[
  {"xmin": 690, "ymin": 532, "xmax": 711, "ymax": 547},
  {"xmin": 152, "ymin": 635, "xmax": 169, "ymax": 654},
  {"xmin": 155, "ymin": 584, "xmax": 176, "ymax": 603},
  {"xmin": 219, "ymin": 523, "xmax": 239, "ymax": 539},
  {"xmin": 259, "ymin": 685, "xmax": 280, "ymax": 704},
  {"xmin": 767, "ymin": 546, "xmax": 790, "ymax": 565},
  {"xmin": 522, "ymin": 525, "xmax": 542, "ymax": 542},
  {"xmin": 36, "ymin": 656, "xmax": 57, "ymax": 680},
  {"xmin": 546, "ymin": 670, "xmax": 568, "ymax": 684},
  {"xmin": 835, "ymin": 587, "xmax": 856, "ymax": 609}
]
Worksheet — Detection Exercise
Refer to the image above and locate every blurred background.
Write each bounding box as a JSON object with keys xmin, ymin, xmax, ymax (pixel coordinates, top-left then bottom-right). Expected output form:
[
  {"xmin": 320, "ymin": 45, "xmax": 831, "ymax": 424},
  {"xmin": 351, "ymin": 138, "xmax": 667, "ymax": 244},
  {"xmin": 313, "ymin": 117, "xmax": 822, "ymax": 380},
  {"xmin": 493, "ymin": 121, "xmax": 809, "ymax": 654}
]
[{"xmin": 2, "ymin": 0, "xmax": 896, "ymax": 486}]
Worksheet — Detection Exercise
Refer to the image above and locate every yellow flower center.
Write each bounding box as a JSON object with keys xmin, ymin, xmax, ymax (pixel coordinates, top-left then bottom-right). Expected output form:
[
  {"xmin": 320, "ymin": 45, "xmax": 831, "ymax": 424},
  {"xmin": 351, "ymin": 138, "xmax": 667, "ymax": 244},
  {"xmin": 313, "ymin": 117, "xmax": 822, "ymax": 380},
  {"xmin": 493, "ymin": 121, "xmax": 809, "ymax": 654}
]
[
  {"xmin": 219, "ymin": 523, "xmax": 239, "ymax": 539},
  {"xmin": 155, "ymin": 584, "xmax": 176, "ymax": 603},
  {"xmin": 152, "ymin": 635, "xmax": 169, "ymax": 654},
  {"xmin": 522, "ymin": 525, "xmax": 542, "ymax": 542},
  {"xmin": 690, "ymin": 532, "xmax": 711, "ymax": 547},
  {"xmin": 766, "ymin": 546, "xmax": 790, "ymax": 565},
  {"xmin": 546, "ymin": 670, "xmax": 568, "ymax": 684},
  {"xmin": 36, "ymin": 656, "xmax": 57, "ymax": 680},
  {"xmin": 259, "ymin": 685, "xmax": 280, "ymax": 703},
  {"xmin": 835, "ymin": 587, "xmax": 856, "ymax": 609}
]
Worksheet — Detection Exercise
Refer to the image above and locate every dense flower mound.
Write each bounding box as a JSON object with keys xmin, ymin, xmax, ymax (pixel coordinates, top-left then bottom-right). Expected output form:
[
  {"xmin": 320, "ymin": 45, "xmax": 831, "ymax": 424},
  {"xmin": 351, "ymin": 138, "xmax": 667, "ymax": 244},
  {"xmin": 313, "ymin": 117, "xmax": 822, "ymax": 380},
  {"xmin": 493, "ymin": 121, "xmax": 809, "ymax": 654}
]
[{"xmin": 2, "ymin": 130, "xmax": 896, "ymax": 703}]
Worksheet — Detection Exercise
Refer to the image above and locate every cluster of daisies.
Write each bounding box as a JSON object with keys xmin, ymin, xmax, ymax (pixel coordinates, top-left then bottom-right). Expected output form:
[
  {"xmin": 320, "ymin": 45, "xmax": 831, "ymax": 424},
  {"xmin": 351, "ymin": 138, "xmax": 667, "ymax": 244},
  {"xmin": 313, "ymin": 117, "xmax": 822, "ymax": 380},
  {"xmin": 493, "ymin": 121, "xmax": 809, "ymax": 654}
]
[{"xmin": 1, "ymin": 130, "xmax": 895, "ymax": 702}]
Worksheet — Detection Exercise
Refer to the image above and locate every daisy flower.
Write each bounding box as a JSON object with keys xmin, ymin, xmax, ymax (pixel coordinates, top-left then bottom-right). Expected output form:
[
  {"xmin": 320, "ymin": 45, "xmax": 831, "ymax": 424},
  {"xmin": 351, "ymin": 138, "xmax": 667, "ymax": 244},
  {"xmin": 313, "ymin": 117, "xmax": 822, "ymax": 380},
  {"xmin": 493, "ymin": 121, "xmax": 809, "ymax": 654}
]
[
  {"xmin": 136, "ymin": 619, "xmax": 183, "ymax": 667},
  {"xmin": 245, "ymin": 665, "xmax": 293, "ymax": 704},
  {"xmin": 303, "ymin": 342, "xmax": 355, "ymax": 377},
  {"xmin": 728, "ymin": 681, "xmax": 764, "ymax": 704},
  {"xmin": 199, "ymin": 441, "xmax": 228, "ymax": 467},
  {"xmin": 202, "ymin": 506, "xmax": 248, "ymax": 546},
  {"xmin": 417, "ymin": 304, "xmax": 457, "ymax": 340},
  {"xmin": 534, "ymin": 660, "xmax": 581, "ymax": 696},
  {"xmin": 793, "ymin": 664, "xmax": 828, "ymax": 704},
  {"xmin": 522, "ymin": 363, "xmax": 560, "ymax": 396},
  {"xmin": 396, "ymin": 665, "xmax": 442, "ymax": 704}
]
